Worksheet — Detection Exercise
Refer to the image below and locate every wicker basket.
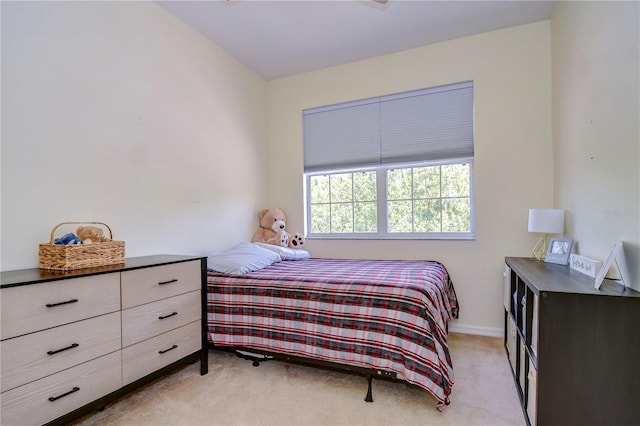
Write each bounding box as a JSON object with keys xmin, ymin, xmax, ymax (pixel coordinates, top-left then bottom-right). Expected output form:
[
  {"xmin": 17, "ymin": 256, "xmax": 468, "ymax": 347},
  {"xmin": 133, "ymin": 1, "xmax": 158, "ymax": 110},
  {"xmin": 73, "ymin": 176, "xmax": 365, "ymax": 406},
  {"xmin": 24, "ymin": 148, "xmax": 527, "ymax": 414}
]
[{"xmin": 39, "ymin": 222, "xmax": 125, "ymax": 271}]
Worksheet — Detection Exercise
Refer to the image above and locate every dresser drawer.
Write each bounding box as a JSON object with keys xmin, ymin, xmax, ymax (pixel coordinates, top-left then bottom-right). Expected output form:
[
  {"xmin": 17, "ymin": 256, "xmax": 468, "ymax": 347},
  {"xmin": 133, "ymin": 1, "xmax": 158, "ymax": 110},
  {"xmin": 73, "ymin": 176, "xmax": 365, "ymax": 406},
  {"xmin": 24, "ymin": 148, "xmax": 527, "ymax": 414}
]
[
  {"xmin": 121, "ymin": 261, "xmax": 200, "ymax": 309},
  {"xmin": 1, "ymin": 273, "xmax": 120, "ymax": 340},
  {"xmin": 0, "ymin": 351, "xmax": 121, "ymax": 426},
  {"xmin": 122, "ymin": 321, "xmax": 200, "ymax": 385},
  {"xmin": 1, "ymin": 312, "xmax": 121, "ymax": 393},
  {"xmin": 122, "ymin": 290, "xmax": 200, "ymax": 347}
]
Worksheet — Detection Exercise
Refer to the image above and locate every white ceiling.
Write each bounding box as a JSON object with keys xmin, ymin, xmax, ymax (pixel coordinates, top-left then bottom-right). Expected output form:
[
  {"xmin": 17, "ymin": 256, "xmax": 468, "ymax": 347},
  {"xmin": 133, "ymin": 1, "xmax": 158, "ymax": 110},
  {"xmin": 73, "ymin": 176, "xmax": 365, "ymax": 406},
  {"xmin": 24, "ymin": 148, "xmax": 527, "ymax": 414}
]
[{"xmin": 155, "ymin": 0, "xmax": 557, "ymax": 80}]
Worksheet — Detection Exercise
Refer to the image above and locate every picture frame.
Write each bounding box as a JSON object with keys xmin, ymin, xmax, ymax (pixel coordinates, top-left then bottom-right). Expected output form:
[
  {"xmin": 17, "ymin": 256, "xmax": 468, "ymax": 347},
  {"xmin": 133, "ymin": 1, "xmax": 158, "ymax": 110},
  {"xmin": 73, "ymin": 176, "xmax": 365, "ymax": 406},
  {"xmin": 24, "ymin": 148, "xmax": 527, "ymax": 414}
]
[
  {"xmin": 545, "ymin": 238, "xmax": 573, "ymax": 265},
  {"xmin": 595, "ymin": 241, "xmax": 626, "ymax": 289}
]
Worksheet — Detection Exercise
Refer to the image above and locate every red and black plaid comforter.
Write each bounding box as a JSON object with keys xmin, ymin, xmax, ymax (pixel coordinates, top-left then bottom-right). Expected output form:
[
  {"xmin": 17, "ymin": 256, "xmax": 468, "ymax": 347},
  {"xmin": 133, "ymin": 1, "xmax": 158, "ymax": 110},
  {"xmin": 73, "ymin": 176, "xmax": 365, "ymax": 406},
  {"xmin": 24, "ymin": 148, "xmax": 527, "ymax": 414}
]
[{"xmin": 207, "ymin": 258, "xmax": 459, "ymax": 405}]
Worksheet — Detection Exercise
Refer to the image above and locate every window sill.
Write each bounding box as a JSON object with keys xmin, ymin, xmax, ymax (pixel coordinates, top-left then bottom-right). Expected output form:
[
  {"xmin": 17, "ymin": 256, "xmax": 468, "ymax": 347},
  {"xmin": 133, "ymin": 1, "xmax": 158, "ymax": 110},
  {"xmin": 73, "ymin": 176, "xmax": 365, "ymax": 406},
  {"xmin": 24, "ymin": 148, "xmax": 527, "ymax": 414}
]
[{"xmin": 305, "ymin": 233, "xmax": 476, "ymax": 241}]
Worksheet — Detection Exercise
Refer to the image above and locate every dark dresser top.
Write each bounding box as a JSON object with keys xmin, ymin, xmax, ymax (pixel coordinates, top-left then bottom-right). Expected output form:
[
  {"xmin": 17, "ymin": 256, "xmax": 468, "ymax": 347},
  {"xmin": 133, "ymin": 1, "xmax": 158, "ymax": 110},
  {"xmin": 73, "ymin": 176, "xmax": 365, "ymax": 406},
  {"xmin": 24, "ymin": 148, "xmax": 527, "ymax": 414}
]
[{"xmin": 506, "ymin": 256, "xmax": 640, "ymax": 297}]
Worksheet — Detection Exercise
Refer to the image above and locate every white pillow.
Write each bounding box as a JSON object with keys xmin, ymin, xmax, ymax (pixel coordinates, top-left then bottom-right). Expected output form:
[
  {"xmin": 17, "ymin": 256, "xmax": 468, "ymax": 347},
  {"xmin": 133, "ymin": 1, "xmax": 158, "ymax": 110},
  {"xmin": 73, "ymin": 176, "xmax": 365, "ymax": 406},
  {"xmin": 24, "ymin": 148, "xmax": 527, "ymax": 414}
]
[
  {"xmin": 254, "ymin": 242, "xmax": 310, "ymax": 261},
  {"xmin": 207, "ymin": 241, "xmax": 281, "ymax": 275}
]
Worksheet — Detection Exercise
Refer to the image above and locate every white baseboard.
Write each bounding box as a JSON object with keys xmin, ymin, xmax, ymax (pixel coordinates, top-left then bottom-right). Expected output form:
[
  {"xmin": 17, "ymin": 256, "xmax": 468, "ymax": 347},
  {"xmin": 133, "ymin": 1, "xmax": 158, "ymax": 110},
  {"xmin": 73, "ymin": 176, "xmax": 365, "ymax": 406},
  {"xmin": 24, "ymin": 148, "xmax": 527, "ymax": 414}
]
[{"xmin": 448, "ymin": 323, "xmax": 503, "ymax": 338}]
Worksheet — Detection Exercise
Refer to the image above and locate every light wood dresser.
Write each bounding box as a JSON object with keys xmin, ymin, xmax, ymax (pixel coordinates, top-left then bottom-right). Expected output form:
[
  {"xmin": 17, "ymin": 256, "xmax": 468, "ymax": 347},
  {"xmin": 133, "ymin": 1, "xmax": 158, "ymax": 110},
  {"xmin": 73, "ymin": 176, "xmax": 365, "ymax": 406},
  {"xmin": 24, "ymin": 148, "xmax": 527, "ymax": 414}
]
[{"xmin": 1, "ymin": 255, "xmax": 208, "ymax": 426}]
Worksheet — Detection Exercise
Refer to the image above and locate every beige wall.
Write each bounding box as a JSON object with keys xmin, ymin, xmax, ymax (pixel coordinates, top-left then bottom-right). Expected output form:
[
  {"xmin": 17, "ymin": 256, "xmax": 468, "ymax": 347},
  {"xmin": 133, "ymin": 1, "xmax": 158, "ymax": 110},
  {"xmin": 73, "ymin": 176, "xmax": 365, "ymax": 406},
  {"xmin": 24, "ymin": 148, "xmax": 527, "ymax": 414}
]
[
  {"xmin": 9, "ymin": 2, "xmax": 631, "ymax": 334},
  {"xmin": 267, "ymin": 22, "xmax": 553, "ymax": 335},
  {"xmin": 551, "ymin": 1, "xmax": 640, "ymax": 291},
  {"xmin": 1, "ymin": 1, "xmax": 268, "ymax": 270}
]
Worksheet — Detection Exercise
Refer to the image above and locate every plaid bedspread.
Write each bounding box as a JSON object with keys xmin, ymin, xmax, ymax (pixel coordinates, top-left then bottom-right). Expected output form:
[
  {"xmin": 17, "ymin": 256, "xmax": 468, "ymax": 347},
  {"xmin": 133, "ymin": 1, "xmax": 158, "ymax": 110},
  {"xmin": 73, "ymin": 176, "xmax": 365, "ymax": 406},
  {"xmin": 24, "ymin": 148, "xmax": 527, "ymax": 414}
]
[{"xmin": 207, "ymin": 258, "xmax": 459, "ymax": 405}]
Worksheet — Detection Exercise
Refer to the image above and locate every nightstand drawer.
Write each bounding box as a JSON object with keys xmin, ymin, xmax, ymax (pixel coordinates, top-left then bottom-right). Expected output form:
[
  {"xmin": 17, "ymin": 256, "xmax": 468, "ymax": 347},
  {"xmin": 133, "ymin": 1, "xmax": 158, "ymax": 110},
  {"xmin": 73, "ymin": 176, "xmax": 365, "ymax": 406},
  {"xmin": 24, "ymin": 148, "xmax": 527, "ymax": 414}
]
[
  {"xmin": 506, "ymin": 315, "xmax": 517, "ymax": 374},
  {"xmin": 0, "ymin": 273, "xmax": 120, "ymax": 340},
  {"xmin": 121, "ymin": 261, "xmax": 200, "ymax": 309},
  {"xmin": 122, "ymin": 321, "xmax": 200, "ymax": 385},
  {"xmin": 527, "ymin": 360, "xmax": 537, "ymax": 425},
  {"xmin": 122, "ymin": 290, "xmax": 200, "ymax": 347},
  {"xmin": 1, "ymin": 312, "xmax": 121, "ymax": 392},
  {"xmin": 0, "ymin": 351, "xmax": 121, "ymax": 426}
]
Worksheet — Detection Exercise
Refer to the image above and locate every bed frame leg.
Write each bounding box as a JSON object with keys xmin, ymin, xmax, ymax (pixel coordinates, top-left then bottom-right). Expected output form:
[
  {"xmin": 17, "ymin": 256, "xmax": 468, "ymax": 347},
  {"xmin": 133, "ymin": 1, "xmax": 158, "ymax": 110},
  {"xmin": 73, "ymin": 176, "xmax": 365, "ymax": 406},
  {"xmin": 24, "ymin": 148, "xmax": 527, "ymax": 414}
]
[
  {"xmin": 364, "ymin": 375, "xmax": 374, "ymax": 403},
  {"xmin": 234, "ymin": 350, "xmax": 274, "ymax": 367}
]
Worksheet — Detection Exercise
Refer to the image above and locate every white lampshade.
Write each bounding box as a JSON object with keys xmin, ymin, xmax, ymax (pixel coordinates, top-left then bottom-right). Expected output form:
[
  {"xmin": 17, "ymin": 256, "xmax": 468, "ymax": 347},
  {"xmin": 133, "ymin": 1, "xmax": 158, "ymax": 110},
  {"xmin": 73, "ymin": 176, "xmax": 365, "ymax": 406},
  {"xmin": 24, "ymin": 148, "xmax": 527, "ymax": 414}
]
[{"xmin": 528, "ymin": 209, "xmax": 564, "ymax": 234}]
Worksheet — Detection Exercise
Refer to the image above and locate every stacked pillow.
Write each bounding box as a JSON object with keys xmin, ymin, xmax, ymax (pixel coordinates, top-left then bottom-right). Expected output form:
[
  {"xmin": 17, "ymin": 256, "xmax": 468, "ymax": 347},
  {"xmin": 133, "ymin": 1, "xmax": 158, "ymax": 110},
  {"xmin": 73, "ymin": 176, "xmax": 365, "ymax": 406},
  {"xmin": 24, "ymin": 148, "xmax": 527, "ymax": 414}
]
[
  {"xmin": 207, "ymin": 241, "xmax": 309, "ymax": 275},
  {"xmin": 253, "ymin": 242, "xmax": 310, "ymax": 261}
]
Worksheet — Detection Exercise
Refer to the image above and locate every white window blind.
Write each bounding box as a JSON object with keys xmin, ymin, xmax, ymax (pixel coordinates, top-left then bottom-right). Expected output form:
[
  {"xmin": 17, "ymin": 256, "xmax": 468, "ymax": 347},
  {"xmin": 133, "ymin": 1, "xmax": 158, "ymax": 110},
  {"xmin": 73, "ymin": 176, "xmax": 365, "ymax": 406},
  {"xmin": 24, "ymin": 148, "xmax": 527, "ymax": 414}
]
[{"xmin": 303, "ymin": 81, "xmax": 474, "ymax": 172}]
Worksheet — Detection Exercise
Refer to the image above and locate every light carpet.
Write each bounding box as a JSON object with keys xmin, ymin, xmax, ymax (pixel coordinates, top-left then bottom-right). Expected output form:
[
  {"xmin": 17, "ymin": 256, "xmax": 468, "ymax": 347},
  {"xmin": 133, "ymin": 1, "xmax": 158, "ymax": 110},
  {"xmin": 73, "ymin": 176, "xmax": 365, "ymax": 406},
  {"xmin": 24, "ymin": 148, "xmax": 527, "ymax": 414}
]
[{"xmin": 71, "ymin": 333, "xmax": 525, "ymax": 426}]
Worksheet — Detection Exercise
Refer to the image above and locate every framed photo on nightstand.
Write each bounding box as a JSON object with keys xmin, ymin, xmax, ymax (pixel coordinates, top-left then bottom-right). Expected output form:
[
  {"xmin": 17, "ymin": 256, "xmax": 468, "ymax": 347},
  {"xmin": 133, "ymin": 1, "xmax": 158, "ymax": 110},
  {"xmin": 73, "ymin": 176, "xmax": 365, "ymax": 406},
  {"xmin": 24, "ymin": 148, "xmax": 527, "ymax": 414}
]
[{"xmin": 545, "ymin": 238, "xmax": 573, "ymax": 265}]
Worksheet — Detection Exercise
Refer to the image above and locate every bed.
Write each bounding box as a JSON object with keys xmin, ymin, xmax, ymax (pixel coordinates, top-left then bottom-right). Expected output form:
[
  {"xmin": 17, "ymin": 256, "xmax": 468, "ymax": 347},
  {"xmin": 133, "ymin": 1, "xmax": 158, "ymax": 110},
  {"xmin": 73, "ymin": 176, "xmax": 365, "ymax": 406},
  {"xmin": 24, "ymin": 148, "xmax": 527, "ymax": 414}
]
[{"xmin": 206, "ymin": 242, "xmax": 459, "ymax": 408}]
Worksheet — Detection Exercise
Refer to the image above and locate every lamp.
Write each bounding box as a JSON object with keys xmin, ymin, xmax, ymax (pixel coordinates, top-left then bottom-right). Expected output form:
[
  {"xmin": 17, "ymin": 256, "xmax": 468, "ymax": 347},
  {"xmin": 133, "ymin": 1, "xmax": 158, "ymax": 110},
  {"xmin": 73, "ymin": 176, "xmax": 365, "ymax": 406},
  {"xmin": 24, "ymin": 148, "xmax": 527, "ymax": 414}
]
[{"xmin": 528, "ymin": 209, "xmax": 564, "ymax": 260}]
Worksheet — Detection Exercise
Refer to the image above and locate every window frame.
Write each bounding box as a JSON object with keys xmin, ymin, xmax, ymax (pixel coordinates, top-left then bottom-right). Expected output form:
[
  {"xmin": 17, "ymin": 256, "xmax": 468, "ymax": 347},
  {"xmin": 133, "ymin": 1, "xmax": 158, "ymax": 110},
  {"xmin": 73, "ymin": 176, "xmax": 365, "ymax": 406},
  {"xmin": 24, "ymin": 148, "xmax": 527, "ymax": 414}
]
[{"xmin": 304, "ymin": 157, "xmax": 475, "ymax": 240}]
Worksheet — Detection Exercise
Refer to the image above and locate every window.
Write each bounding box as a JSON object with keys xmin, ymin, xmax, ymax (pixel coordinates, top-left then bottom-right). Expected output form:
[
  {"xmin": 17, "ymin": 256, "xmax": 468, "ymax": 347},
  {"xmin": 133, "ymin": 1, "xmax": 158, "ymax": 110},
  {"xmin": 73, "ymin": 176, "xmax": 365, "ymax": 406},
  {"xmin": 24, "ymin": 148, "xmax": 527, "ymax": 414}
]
[
  {"xmin": 303, "ymin": 81, "xmax": 474, "ymax": 239},
  {"xmin": 309, "ymin": 170, "xmax": 378, "ymax": 234}
]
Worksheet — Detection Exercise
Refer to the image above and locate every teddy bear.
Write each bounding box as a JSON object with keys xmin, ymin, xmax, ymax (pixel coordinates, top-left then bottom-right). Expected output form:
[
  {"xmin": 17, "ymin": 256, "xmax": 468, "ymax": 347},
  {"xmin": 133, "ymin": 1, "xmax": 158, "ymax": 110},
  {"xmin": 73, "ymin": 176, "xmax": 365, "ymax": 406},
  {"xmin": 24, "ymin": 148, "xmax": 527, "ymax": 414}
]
[
  {"xmin": 251, "ymin": 207, "xmax": 305, "ymax": 249},
  {"xmin": 76, "ymin": 225, "xmax": 107, "ymax": 244}
]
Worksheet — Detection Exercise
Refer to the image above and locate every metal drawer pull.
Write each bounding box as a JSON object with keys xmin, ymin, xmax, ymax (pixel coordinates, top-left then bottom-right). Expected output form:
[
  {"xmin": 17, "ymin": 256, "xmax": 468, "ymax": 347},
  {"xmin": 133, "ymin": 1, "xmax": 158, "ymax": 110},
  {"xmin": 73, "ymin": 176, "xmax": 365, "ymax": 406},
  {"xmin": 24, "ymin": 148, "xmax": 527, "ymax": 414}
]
[
  {"xmin": 159, "ymin": 344, "xmax": 178, "ymax": 354},
  {"xmin": 158, "ymin": 279, "xmax": 178, "ymax": 285},
  {"xmin": 159, "ymin": 312, "xmax": 178, "ymax": 320},
  {"xmin": 47, "ymin": 343, "xmax": 79, "ymax": 355},
  {"xmin": 48, "ymin": 386, "xmax": 80, "ymax": 402},
  {"xmin": 45, "ymin": 299, "xmax": 79, "ymax": 308}
]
